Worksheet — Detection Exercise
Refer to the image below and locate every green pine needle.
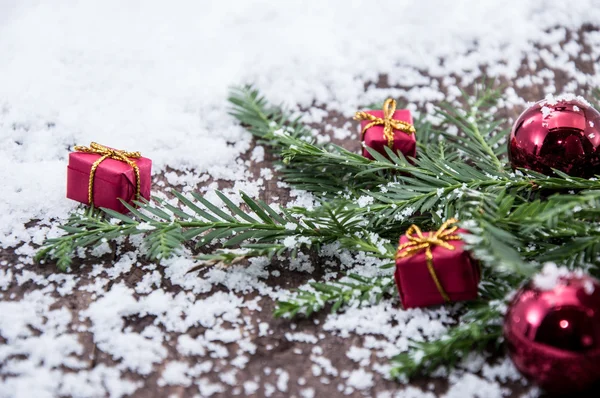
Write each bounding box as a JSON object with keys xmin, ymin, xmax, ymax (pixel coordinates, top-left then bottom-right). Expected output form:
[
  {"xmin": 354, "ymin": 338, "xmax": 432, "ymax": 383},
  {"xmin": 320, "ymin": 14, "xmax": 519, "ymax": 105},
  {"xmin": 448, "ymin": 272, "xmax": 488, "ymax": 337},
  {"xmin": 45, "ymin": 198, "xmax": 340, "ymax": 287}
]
[
  {"xmin": 274, "ymin": 273, "xmax": 396, "ymax": 318},
  {"xmin": 390, "ymin": 302, "xmax": 504, "ymax": 379}
]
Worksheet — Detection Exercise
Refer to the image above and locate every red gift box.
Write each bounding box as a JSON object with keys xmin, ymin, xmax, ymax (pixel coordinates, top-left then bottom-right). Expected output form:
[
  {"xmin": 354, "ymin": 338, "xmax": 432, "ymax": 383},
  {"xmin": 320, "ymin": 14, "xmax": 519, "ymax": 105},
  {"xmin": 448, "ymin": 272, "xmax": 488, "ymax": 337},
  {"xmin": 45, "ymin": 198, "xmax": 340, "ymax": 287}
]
[
  {"xmin": 355, "ymin": 99, "xmax": 416, "ymax": 160},
  {"xmin": 67, "ymin": 143, "xmax": 152, "ymax": 214},
  {"xmin": 394, "ymin": 221, "xmax": 480, "ymax": 309}
]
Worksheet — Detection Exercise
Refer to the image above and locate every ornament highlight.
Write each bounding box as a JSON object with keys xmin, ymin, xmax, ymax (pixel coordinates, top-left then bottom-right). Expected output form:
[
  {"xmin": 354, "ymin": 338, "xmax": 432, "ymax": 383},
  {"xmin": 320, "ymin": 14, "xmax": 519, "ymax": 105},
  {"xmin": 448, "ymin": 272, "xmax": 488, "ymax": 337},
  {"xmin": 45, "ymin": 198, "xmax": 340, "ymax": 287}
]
[
  {"xmin": 508, "ymin": 95, "xmax": 600, "ymax": 178},
  {"xmin": 503, "ymin": 270, "xmax": 600, "ymax": 393}
]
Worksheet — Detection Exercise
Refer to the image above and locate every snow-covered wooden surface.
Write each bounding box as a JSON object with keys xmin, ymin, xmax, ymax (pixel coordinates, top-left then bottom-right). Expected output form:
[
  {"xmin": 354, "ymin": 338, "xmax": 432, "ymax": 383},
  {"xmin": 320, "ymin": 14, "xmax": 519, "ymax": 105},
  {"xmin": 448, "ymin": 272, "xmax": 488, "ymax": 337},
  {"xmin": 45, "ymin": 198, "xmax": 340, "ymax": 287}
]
[{"xmin": 1, "ymin": 2, "xmax": 600, "ymax": 397}]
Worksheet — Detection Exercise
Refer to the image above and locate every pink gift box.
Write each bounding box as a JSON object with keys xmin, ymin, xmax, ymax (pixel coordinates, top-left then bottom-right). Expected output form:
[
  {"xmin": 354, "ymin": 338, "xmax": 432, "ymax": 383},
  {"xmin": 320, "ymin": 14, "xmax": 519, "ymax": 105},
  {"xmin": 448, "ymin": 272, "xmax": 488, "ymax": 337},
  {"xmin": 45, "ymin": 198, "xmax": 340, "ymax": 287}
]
[
  {"xmin": 394, "ymin": 228, "xmax": 480, "ymax": 308},
  {"xmin": 67, "ymin": 151, "xmax": 152, "ymax": 214},
  {"xmin": 359, "ymin": 109, "xmax": 416, "ymax": 160}
]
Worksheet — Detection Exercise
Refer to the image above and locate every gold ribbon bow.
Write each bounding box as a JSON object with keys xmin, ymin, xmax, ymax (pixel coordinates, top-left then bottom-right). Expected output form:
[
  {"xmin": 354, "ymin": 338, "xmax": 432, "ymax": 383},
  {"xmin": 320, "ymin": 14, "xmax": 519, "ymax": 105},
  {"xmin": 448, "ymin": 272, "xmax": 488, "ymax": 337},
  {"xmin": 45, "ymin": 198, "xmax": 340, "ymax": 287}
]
[
  {"xmin": 74, "ymin": 142, "xmax": 142, "ymax": 206},
  {"xmin": 354, "ymin": 98, "xmax": 416, "ymax": 148},
  {"xmin": 396, "ymin": 219, "xmax": 461, "ymax": 302}
]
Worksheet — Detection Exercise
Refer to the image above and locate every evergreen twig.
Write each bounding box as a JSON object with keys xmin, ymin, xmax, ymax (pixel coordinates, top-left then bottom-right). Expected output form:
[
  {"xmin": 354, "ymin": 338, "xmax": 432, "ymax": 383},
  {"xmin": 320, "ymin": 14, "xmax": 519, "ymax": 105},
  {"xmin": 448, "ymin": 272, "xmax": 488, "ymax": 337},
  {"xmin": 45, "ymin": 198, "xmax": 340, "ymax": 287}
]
[
  {"xmin": 390, "ymin": 302, "xmax": 504, "ymax": 379},
  {"xmin": 275, "ymin": 273, "xmax": 396, "ymax": 318}
]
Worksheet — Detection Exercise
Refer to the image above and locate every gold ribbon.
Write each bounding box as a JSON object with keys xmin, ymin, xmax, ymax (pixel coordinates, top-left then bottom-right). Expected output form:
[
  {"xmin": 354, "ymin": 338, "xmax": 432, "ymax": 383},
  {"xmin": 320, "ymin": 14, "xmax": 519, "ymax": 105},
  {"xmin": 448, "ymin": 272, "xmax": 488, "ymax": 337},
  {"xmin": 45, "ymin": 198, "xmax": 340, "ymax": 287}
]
[
  {"xmin": 74, "ymin": 142, "xmax": 142, "ymax": 206},
  {"xmin": 395, "ymin": 219, "xmax": 461, "ymax": 302},
  {"xmin": 354, "ymin": 98, "xmax": 416, "ymax": 148}
]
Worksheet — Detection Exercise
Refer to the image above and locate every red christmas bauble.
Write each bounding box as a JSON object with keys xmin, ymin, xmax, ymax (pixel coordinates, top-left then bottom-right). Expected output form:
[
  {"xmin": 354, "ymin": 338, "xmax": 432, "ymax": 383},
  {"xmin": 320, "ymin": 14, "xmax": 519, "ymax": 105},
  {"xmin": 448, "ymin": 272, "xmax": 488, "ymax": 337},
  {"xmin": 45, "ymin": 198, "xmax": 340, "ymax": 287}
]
[
  {"xmin": 508, "ymin": 95, "xmax": 600, "ymax": 177},
  {"xmin": 503, "ymin": 272, "xmax": 600, "ymax": 393}
]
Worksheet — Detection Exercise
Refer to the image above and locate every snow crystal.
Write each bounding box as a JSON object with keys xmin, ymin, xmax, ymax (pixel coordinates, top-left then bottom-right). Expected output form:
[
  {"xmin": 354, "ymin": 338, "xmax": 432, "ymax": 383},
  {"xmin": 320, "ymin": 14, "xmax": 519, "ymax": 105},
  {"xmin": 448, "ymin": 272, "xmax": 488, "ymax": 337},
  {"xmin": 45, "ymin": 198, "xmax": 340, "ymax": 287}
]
[
  {"xmin": 260, "ymin": 168, "xmax": 273, "ymax": 180},
  {"xmin": 251, "ymin": 146, "xmax": 265, "ymax": 163},
  {"xmin": 311, "ymin": 364, "xmax": 322, "ymax": 377},
  {"xmin": 84, "ymin": 285, "xmax": 168, "ymax": 375},
  {"xmin": 285, "ymin": 332, "xmax": 319, "ymax": 344},
  {"xmin": 258, "ymin": 322, "xmax": 270, "ymax": 337},
  {"xmin": 584, "ymin": 279, "xmax": 596, "ymax": 295},
  {"xmin": 158, "ymin": 361, "xmax": 193, "ymax": 387},
  {"xmin": 541, "ymin": 93, "xmax": 592, "ymax": 107},
  {"xmin": 136, "ymin": 223, "xmax": 156, "ymax": 231},
  {"xmin": 481, "ymin": 358, "xmax": 522, "ymax": 384},
  {"xmin": 357, "ymin": 195, "xmax": 375, "ymax": 208},
  {"xmin": 198, "ymin": 379, "xmax": 225, "ymax": 396},
  {"xmin": 346, "ymin": 346, "xmax": 371, "ymax": 366},
  {"xmin": 219, "ymin": 369, "xmax": 237, "ymax": 386},
  {"xmin": 243, "ymin": 380, "xmax": 259, "ymax": 395},
  {"xmin": 285, "ymin": 222, "xmax": 298, "ymax": 230},
  {"xmin": 283, "ymin": 236, "xmax": 297, "ymax": 248},
  {"xmin": 346, "ymin": 368, "xmax": 374, "ymax": 390},
  {"xmin": 264, "ymin": 383, "xmax": 276, "ymax": 397},
  {"xmin": 300, "ymin": 387, "xmax": 316, "ymax": 398},
  {"xmin": 276, "ymin": 370, "xmax": 289, "ymax": 392},
  {"xmin": 443, "ymin": 373, "xmax": 505, "ymax": 398},
  {"xmin": 0, "ymin": 268, "xmax": 12, "ymax": 290},
  {"xmin": 532, "ymin": 262, "xmax": 581, "ymax": 290},
  {"xmin": 540, "ymin": 106, "xmax": 552, "ymax": 117}
]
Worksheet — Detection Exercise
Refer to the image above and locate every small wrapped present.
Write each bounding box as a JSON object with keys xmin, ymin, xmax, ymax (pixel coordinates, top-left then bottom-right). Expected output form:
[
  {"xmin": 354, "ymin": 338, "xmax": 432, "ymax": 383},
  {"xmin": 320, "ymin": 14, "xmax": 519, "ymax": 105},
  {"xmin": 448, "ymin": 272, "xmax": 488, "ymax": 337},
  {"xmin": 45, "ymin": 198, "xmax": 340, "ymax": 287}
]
[
  {"xmin": 394, "ymin": 219, "xmax": 480, "ymax": 309},
  {"xmin": 354, "ymin": 98, "xmax": 417, "ymax": 160},
  {"xmin": 67, "ymin": 142, "xmax": 152, "ymax": 214}
]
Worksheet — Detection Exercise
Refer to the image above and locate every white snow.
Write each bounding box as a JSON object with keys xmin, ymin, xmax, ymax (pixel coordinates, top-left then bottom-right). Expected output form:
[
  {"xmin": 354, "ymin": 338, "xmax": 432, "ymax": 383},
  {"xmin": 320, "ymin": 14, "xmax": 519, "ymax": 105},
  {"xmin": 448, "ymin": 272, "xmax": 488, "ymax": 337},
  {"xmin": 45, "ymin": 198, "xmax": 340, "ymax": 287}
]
[
  {"xmin": 357, "ymin": 195, "xmax": 375, "ymax": 208},
  {"xmin": 583, "ymin": 279, "xmax": 596, "ymax": 295},
  {"xmin": 276, "ymin": 369, "xmax": 289, "ymax": 392},
  {"xmin": 158, "ymin": 361, "xmax": 193, "ymax": 387},
  {"xmin": 540, "ymin": 106, "xmax": 552, "ymax": 117},
  {"xmin": 1, "ymin": 0, "xmax": 600, "ymax": 397},
  {"xmin": 532, "ymin": 262, "xmax": 585, "ymax": 291},
  {"xmin": 285, "ymin": 332, "xmax": 319, "ymax": 344},
  {"xmin": 346, "ymin": 368, "xmax": 374, "ymax": 390}
]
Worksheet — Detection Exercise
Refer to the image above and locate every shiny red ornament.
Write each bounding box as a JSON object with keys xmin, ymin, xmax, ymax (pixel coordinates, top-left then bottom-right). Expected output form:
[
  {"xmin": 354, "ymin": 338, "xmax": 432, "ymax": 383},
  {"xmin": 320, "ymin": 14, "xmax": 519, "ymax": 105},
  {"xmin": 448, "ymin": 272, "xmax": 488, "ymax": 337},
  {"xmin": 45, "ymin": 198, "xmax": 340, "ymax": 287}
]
[
  {"xmin": 508, "ymin": 96, "xmax": 600, "ymax": 177},
  {"xmin": 503, "ymin": 274, "xmax": 600, "ymax": 393}
]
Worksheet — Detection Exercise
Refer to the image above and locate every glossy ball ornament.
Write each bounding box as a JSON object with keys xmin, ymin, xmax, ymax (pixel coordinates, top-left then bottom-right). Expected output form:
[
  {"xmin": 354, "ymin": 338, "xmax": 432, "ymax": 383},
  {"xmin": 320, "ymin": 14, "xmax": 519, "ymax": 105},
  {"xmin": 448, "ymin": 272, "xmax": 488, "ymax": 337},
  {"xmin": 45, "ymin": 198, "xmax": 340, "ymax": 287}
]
[
  {"xmin": 503, "ymin": 273, "xmax": 600, "ymax": 393},
  {"xmin": 508, "ymin": 96, "xmax": 600, "ymax": 177}
]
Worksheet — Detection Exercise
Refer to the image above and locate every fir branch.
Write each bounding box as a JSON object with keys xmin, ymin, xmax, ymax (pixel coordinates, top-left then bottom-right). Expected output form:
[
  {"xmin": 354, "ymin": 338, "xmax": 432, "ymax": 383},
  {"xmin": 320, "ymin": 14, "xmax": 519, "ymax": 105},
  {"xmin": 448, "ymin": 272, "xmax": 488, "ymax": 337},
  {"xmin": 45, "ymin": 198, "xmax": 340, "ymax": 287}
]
[
  {"xmin": 437, "ymin": 81, "xmax": 507, "ymax": 171},
  {"xmin": 390, "ymin": 302, "xmax": 504, "ymax": 379},
  {"xmin": 388, "ymin": 264, "xmax": 515, "ymax": 380},
  {"xmin": 35, "ymin": 207, "xmax": 143, "ymax": 271},
  {"xmin": 36, "ymin": 191, "xmax": 333, "ymax": 268},
  {"xmin": 228, "ymin": 85, "xmax": 312, "ymax": 143},
  {"xmin": 274, "ymin": 273, "xmax": 396, "ymax": 318},
  {"xmin": 362, "ymin": 144, "xmax": 508, "ymax": 228},
  {"xmin": 42, "ymin": 85, "xmax": 600, "ymax": 279},
  {"xmin": 508, "ymin": 189, "xmax": 600, "ymax": 269},
  {"xmin": 39, "ymin": 83, "xmax": 600, "ymax": 384},
  {"xmin": 337, "ymin": 235, "xmax": 396, "ymax": 260},
  {"xmin": 229, "ymin": 83, "xmax": 600, "ymax": 225},
  {"xmin": 462, "ymin": 188, "xmax": 600, "ymax": 272},
  {"xmin": 37, "ymin": 190, "xmax": 396, "ymax": 270},
  {"xmin": 228, "ymin": 83, "xmax": 515, "ymax": 208},
  {"xmin": 455, "ymin": 189, "xmax": 534, "ymax": 276},
  {"xmin": 186, "ymin": 245, "xmax": 288, "ymax": 273},
  {"xmin": 253, "ymin": 123, "xmax": 413, "ymax": 195},
  {"xmin": 229, "ymin": 85, "xmax": 431, "ymax": 196},
  {"xmin": 145, "ymin": 224, "xmax": 186, "ymax": 260}
]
